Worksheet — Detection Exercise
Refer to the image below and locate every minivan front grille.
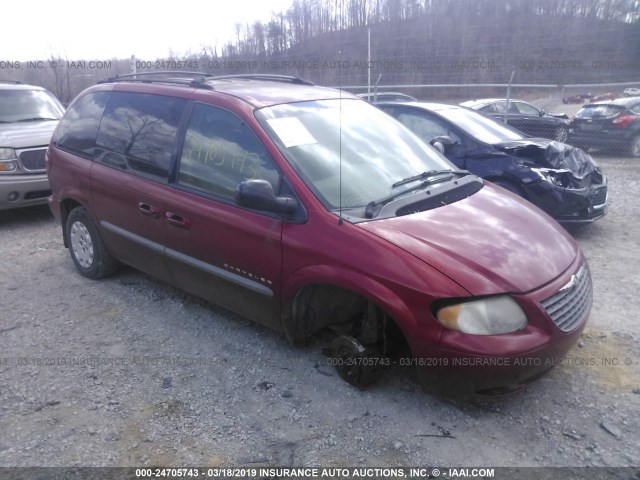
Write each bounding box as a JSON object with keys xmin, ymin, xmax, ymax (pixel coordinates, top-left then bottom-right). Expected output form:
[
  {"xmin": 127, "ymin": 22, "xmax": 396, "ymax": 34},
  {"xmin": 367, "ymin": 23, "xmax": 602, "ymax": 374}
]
[
  {"xmin": 19, "ymin": 149, "xmax": 47, "ymax": 172},
  {"xmin": 541, "ymin": 264, "xmax": 592, "ymax": 332}
]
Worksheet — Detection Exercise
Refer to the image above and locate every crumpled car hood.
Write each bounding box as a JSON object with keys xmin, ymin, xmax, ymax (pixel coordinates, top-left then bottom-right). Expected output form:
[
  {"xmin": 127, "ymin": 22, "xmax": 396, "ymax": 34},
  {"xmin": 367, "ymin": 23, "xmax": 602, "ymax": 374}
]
[
  {"xmin": 0, "ymin": 120, "xmax": 58, "ymax": 149},
  {"xmin": 358, "ymin": 184, "xmax": 578, "ymax": 295},
  {"xmin": 493, "ymin": 139, "xmax": 603, "ymax": 185}
]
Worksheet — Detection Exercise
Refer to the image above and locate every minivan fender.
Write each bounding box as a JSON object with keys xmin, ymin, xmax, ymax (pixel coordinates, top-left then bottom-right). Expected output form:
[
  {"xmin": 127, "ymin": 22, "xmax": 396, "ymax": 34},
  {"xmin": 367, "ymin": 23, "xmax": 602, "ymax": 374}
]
[{"xmin": 280, "ymin": 265, "xmax": 441, "ymax": 346}]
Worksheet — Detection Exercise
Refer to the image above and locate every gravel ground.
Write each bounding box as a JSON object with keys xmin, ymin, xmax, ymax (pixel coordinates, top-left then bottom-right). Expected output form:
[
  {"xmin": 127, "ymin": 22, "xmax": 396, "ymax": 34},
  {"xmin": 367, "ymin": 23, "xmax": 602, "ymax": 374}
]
[{"xmin": 0, "ymin": 153, "xmax": 639, "ymax": 472}]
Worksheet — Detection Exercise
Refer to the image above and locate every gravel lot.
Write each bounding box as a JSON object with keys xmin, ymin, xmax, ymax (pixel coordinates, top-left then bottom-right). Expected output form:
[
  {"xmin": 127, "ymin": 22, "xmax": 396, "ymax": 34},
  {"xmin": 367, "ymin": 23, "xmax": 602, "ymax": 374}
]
[{"xmin": 0, "ymin": 153, "xmax": 639, "ymax": 472}]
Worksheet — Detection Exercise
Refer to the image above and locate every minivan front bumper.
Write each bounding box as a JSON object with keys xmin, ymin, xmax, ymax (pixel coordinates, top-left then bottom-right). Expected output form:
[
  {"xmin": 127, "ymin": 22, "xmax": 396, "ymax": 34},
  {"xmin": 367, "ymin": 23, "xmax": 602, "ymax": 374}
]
[{"xmin": 411, "ymin": 258, "xmax": 591, "ymax": 396}]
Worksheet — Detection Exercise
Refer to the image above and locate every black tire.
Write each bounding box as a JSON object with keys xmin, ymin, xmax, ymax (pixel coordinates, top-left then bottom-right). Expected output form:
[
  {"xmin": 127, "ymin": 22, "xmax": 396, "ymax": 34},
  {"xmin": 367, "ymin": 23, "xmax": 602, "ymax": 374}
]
[
  {"xmin": 553, "ymin": 126, "xmax": 568, "ymax": 143},
  {"xmin": 66, "ymin": 207, "xmax": 118, "ymax": 279},
  {"xmin": 629, "ymin": 135, "xmax": 640, "ymax": 158}
]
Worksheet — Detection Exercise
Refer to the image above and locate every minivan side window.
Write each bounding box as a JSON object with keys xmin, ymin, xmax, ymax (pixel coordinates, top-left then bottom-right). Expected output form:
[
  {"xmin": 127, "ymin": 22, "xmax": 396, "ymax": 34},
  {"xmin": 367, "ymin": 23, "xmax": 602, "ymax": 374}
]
[
  {"xmin": 177, "ymin": 103, "xmax": 280, "ymax": 202},
  {"xmin": 52, "ymin": 92, "xmax": 109, "ymax": 159},
  {"xmin": 95, "ymin": 92, "xmax": 186, "ymax": 182}
]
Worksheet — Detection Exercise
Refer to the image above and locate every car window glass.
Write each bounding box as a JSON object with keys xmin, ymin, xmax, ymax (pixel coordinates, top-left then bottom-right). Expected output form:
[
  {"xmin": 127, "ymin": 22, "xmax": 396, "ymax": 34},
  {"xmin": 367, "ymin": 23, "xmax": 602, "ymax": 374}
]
[
  {"xmin": 630, "ymin": 104, "xmax": 640, "ymax": 115},
  {"xmin": 395, "ymin": 110, "xmax": 462, "ymax": 145},
  {"xmin": 507, "ymin": 102, "xmax": 519, "ymax": 113},
  {"xmin": 257, "ymin": 99, "xmax": 456, "ymax": 212},
  {"xmin": 53, "ymin": 92, "xmax": 109, "ymax": 159},
  {"xmin": 479, "ymin": 104, "xmax": 496, "ymax": 113},
  {"xmin": 575, "ymin": 105, "xmax": 624, "ymax": 118},
  {"xmin": 437, "ymin": 107, "xmax": 524, "ymax": 143},
  {"xmin": 515, "ymin": 102, "xmax": 540, "ymax": 115},
  {"xmin": 492, "ymin": 102, "xmax": 506, "ymax": 114},
  {"xmin": 177, "ymin": 103, "xmax": 280, "ymax": 201},
  {"xmin": 95, "ymin": 92, "xmax": 186, "ymax": 182},
  {"xmin": 0, "ymin": 89, "xmax": 64, "ymax": 123}
]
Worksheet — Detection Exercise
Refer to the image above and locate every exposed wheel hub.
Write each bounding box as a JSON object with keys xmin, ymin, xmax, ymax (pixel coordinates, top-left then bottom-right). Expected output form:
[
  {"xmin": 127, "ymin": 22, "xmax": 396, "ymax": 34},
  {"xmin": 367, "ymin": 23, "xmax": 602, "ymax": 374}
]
[{"xmin": 331, "ymin": 335, "xmax": 385, "ymax": 389}]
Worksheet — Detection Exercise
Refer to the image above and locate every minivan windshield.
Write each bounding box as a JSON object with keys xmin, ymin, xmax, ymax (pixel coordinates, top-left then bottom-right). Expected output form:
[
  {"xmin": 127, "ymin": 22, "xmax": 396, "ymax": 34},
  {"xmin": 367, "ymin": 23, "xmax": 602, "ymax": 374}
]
[
  {"xmin": 437, "ymin": 107, "xmax": 525, "ymax": 144},
  {"xmin": 0, "ymin": 89, "xmax": 65, "ymax": 123},
  {"xmin": 256, "ymin": 99, "xmax": 460, "ymax": 215}
]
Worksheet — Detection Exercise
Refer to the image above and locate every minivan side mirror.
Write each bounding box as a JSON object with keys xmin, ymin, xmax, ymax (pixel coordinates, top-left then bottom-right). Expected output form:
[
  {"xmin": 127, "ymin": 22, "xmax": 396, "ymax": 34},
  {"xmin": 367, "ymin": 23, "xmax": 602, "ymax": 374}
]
[
  {"xmin": 235, "ymin": 179, "xmax": 298, "ymax": 215},
  {"xmin": 430, "ymin": 135, "xmax": 456, "ymax": 155}
]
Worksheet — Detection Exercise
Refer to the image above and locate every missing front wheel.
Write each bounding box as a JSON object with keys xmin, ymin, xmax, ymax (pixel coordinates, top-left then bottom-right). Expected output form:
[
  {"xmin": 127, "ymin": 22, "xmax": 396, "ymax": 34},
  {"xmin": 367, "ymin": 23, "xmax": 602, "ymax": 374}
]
[{"xmin": 330, "ymin": 335, "xmax": 388, "ymax": 388}]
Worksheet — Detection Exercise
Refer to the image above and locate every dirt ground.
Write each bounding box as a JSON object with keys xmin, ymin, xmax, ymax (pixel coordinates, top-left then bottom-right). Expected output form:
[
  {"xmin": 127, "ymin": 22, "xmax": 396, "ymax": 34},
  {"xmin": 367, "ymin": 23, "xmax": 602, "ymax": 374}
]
[{"xmin": 0, "ymin": 150, "xmax": 639, "ymax": 473}]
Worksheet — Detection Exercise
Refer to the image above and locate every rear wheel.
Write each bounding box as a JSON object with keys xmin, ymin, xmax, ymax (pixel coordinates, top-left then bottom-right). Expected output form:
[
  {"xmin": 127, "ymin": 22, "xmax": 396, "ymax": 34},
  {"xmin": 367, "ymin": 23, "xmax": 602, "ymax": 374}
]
[{"xmin": 66, "ymin": 207, "xmax": 118, "ymax": 279}]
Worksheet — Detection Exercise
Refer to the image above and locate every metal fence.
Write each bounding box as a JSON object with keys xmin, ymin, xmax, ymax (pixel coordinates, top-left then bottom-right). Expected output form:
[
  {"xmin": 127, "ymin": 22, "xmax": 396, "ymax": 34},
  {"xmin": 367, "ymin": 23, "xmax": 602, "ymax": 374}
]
[
  {"xmin": 342, "ymin": 81, "xmax": 640, "ymax": 158},
  {"xmin": 5, "ymin": 57, "xmax": 639, "ymax": 157}
]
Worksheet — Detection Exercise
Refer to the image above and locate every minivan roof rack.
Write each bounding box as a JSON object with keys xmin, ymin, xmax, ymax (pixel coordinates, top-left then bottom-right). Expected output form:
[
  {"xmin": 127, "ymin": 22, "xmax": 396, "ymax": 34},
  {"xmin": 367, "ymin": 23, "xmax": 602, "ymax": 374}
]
[
  {"xmin": 212, "ymin": 74, "xmax": 314, "ymax": 85},
  {"xmin": 99, "ymin": 71, "xmax": 216, "ymax": 89},
  {"xmin": 0, "ymin": 80, "xmax": 23, "ymax": 84},
  {"xmin": 98, "ymin": 71, "xmax": 314, "ymax": 89}
]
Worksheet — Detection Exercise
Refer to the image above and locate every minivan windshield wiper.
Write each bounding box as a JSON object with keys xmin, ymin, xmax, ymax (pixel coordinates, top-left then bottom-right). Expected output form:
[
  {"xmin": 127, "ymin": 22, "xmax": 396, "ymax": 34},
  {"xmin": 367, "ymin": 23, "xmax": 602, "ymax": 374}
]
[
  {"xmin": 365, "ymin": 171, "xmax": 469, "ymax": 218},
  {"xmin": 392, "ymin": 169, "xmax": 467, "ymax": 188}
]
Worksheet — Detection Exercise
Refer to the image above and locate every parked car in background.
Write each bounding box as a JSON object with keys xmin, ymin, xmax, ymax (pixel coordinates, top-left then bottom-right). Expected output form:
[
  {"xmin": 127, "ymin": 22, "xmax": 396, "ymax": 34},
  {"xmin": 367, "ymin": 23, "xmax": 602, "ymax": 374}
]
[
  {"xmin": 357, "ymin": 92, "xmax": 417, "ymax": 102},
  {"xmin": 0, "ymin": 81, "xmax": 64, "ymax": 210},
  {"xmin": 589, "ymin": 92, "xmax": 619, "ymax": 102},
  {"xmin": 623, "ymin": 87, "xmax": 640, "ymax": 97},
  {"xmin": 378, "ymin": 101, "xmax": 607, "ymax": 224},
  {"xmin": 460, "ymin": 98, "xmax": 569, "ymax": 142},
  {"xmin": 569, "ymin": 97, "xmax": 640, "ymax": 157},
  {"xmin": 563, "ymin": 93, "xmax": 592, "ymax": 104},
  {"xmin": 46, "ymin": 72, "xmax": 592, "ymax": 395}
]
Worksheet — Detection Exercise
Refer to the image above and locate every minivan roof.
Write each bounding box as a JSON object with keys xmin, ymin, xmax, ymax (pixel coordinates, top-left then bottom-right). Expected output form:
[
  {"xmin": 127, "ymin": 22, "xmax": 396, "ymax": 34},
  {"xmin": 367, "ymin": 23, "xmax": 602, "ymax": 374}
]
[
  {"xmin": 205, "ymin": 77, "xmax": 351, "ymax": 108},
  {"xmin": 96, "ymin": 73, "xmax": 353, "ymax": 108}
]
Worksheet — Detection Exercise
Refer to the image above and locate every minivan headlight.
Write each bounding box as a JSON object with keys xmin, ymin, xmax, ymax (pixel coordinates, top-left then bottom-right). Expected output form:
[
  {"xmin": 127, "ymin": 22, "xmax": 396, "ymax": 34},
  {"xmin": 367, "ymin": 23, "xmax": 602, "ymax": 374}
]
[
  {"xmin": 436, "ymin": 296, "xmax": 527, "ymax": 335},
  {"xmin": 0, "ymin": 148, "xmax": 17, "ymax": 161}
]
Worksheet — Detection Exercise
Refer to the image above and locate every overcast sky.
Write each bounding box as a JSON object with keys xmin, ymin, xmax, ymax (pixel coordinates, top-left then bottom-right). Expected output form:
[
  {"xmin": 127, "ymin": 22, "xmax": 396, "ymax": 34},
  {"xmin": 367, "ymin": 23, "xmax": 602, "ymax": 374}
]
[{"xmin": 2, "ymin": 0, "xmax": 293, "ymax": 61}]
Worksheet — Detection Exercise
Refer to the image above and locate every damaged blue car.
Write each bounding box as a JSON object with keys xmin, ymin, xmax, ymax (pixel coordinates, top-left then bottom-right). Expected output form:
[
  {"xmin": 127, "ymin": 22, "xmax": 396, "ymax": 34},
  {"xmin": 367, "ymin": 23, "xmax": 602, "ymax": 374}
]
[{"xmin": 377, "ymin": 101, "xmax": 608, "ymax": 225}]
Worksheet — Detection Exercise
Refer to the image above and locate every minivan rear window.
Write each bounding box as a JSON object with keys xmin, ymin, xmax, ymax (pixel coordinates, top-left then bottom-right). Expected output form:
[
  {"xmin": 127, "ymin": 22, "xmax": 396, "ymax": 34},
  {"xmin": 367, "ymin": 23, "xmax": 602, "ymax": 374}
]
[
  {"xmin": 95, "ymin": 92, "xmax": 187, "ymax": 182},
  {"xmin": 53, "ymin": 92, "xmax": 109, "ymax": 159}
]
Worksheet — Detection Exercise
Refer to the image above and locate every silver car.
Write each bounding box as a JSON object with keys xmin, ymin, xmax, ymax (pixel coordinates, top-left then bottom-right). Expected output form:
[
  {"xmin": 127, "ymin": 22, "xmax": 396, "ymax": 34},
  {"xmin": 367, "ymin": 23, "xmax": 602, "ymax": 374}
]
[{"xmin": 0, "ymin": 81, "xmax": 64, "ymax": 210}]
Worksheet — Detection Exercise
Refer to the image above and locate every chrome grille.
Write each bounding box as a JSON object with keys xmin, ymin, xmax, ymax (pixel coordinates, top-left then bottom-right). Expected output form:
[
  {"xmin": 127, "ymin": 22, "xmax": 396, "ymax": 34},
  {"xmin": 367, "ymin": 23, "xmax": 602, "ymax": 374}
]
[
  {"xmin": 541, "ymin": 264, "xmax": 592, "ymax": 332},
  {"xmin": 18, "ymin": 148, "xmax": 47, "ymax": 172}
]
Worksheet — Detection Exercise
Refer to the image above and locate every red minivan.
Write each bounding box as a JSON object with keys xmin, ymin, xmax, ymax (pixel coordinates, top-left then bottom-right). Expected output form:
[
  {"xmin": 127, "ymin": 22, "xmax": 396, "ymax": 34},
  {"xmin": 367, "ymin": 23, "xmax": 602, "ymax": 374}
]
[{"xmin": 46, "ymin": 73, "xmax": 591, "ymax": 395}]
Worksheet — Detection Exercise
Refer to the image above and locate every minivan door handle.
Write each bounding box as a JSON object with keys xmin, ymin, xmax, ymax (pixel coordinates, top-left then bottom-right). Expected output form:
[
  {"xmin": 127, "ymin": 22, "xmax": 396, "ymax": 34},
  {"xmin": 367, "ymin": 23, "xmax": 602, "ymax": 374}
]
[
  {"xmin": 138, "ymin": 202, "xmax": 160, "ymax": 218},
  {"xmin": 165, "ymin": 212, "xmax": 191, "ymax": 229}
]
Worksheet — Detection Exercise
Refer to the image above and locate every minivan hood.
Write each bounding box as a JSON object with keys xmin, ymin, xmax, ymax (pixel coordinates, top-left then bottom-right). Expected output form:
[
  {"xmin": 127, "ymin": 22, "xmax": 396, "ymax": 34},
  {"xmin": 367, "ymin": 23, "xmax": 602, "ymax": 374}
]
[
  {"xmin": 358, "ymin": 184, "xmax": 577, "ymax": 295},
  {"xmin": 0, "ymin": 120, "xmax": 58, "ymax": 148}
]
